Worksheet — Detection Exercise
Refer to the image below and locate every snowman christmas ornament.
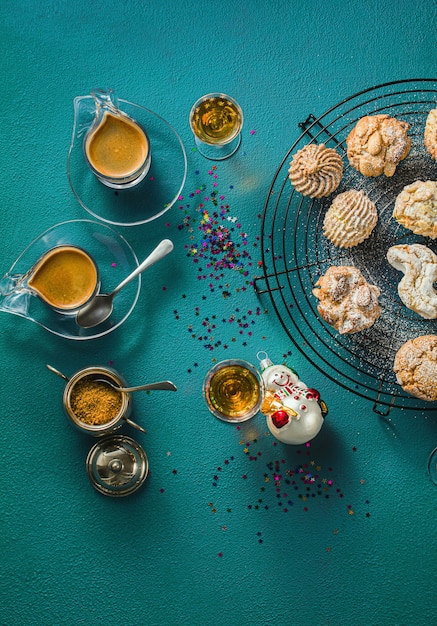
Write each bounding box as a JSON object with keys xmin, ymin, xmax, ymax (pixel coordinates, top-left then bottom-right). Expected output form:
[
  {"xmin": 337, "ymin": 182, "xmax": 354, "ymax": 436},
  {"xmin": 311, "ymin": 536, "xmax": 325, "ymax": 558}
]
[{"xmin": 257, "ymin": 352, "xmax": 328, "ymax": 445}]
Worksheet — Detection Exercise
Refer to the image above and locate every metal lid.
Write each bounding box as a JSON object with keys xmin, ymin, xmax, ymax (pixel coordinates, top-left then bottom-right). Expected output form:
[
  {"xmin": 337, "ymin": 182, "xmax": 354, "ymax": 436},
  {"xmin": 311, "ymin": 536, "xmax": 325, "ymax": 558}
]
[{"xmin": 86, "ymin": 435, "xmax": 148, "ymax": 497}]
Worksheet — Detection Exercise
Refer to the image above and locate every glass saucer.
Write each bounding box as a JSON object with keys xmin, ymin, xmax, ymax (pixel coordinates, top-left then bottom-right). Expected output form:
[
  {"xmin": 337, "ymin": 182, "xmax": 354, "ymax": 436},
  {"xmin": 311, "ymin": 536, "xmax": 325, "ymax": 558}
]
[
  {"xmin": 67, "ymin": 96, "xmax": 187, "ymax": 227},
  {"xmin": 427, "ymin": 447, "xmax": 437, "ymax": 486},
  {"xmin": 0, "ymin": 220, "xmax": 140, "ymax": 340}
]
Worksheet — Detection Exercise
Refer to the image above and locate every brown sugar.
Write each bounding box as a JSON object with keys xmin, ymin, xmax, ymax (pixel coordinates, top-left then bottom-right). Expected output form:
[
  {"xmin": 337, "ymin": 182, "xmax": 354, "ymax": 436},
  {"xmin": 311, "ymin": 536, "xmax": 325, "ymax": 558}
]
[{"xmin": 70, "ymin": 378, "xmax": 123, "ymax": 425}]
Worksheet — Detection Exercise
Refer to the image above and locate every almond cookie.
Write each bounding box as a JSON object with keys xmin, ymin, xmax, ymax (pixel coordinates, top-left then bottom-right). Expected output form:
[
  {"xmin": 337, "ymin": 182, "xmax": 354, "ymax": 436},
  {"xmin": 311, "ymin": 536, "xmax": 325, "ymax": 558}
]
[
  {"xmin": 392, "ymin": 180, "xmax": 437, "ymax": 239},
  {"xmin": 312, "ymin": 265, "xmax": 381, "ymax": 334},
  {"xmin": 288, "ymin": 143, "xmax": 343, "ymax": 198},
  {"xmin": 346, "ymin": 114, "xmax": 411, "ymax": 177},
  {"xmin": 386, "ymin": 243, "xmax": 437, "ymax": 319},
  {"xmin": 323, "ymin": 189, "xmax": 378, "ymax": 248},
  {"xmin": 393, "ymin": 334, "xmax": 437, "ymax": 402},
  {"xmin": 424, "ymin": 107, "xmax": 437, "ymax": 160}
]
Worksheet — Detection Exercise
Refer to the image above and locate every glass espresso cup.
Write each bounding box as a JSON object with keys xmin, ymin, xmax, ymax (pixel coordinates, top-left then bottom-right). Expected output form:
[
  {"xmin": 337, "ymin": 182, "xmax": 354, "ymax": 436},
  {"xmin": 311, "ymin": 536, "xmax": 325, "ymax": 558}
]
[
  {"xmin": 189, "ymin": 93, "xmax": 244, "ymax": 160},
  {"xmin": 27, "ymin": 245, "xmax": 100, "ymax": 315},
  {"xmin": 83, "ymin": 89, "xmax": 151, "ymax": 189},
  {"xmin": 203, "ymin": 359, "xmax": 264, "ymax": 423}
]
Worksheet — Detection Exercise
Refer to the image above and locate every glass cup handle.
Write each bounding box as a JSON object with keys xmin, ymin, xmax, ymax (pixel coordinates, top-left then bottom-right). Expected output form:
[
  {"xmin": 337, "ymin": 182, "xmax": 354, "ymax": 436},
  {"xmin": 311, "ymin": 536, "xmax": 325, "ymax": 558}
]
[{"xmin": 91, "ymin": 88, "xmax": 119, "ymax": 114}]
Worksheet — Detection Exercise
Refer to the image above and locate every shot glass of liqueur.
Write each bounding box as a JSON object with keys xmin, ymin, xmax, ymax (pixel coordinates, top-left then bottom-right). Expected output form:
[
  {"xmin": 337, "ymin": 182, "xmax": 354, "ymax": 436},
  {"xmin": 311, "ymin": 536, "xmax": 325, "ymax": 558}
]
[
  {"xmin": 189, "ymin": 93, "xmax": 243, "ymax": 160},
  {"xmin": 203, "ymin": 359, "xmax": 263, "ymax": 423}
]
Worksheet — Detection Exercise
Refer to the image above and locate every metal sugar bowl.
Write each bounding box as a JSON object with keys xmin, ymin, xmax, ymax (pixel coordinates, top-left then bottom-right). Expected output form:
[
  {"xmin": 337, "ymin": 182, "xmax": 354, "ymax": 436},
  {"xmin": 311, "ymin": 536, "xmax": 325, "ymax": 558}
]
[
  {"xmin": 47, "ymin": 364, "xmax": 146, "ymax": 436},
  {"xmin": 47, "ymin": 364, "xmax": 150, "ymax": 497}
]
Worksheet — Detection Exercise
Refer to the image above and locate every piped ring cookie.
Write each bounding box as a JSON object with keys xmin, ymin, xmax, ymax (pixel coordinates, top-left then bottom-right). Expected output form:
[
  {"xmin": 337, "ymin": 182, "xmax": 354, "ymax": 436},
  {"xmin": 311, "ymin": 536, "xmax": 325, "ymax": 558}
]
[
  {"xmin": 288, "ymin": 143, "xmax": 343, "ymax": 198},
  {"xmin": 323, "ymin": 189, "xmax": 378, "ymax": 248}
]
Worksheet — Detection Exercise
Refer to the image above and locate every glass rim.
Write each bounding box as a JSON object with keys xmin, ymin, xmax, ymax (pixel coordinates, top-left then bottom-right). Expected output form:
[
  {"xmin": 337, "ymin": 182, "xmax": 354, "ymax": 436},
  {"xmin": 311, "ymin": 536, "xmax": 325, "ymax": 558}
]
[
  {"xmin": 27, "ymin": 244, "xmax": 100, "ymax": 313},
  {"xmin": 427, "ymin": 446, "xmax": 437, "ymax": 485},
  {"xmin": 203, "ymin": 358, "xmax": 264, "ymax": 423},
  {"xmin": 83, "ymin": 121, "xmax": 152, "ymax": 185},
  {"xmin": 189, "ymin": 93, "xmax": 244, "ymax": 147}
]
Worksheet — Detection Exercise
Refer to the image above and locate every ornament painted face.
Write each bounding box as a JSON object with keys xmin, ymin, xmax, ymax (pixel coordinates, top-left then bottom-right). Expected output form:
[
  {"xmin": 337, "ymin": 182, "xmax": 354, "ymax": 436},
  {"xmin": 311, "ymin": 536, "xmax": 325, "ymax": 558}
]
[{"xmin": 261, "ymin": 363, "xmax": 304, "ymax": 391}]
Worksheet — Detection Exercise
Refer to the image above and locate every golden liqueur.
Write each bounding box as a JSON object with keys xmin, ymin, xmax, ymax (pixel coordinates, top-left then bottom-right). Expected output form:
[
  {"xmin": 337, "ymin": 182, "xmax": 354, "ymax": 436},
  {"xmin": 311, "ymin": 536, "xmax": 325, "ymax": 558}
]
[
  {"xmin": 190, "ymin": 95, "xmax": 242, "ymax": 145},
  {"xmin": 205, "ymin": 362, "xmax": 261, "ymax": 421}
]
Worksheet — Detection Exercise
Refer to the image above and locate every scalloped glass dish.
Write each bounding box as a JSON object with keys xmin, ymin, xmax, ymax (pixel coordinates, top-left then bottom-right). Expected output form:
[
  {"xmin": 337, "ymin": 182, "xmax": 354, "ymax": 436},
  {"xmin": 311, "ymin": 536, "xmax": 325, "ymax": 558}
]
[
  {"xmin": 67, "ymin": 95, "xmax": 187, "ymax": 226},
  {"xmin": 0, "ymin": 220, "xmax": 140, "ymax": 340}
]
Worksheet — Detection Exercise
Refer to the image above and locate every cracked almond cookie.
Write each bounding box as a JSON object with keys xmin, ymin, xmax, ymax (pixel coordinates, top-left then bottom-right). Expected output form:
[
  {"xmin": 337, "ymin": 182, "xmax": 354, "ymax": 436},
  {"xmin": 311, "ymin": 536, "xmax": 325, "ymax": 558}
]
[
  {"xmin": 394, "ymin": 334, "xmax": 437, "ymax": 402},
  {"xmin": 424, "ymin": 107, "xmax": 437, "ymax": 160},
  {"xmin": 393, "ymin": 180, "xmax": 437, "ymax": 239},
  {"xmin": 312, "ymin": 265, "xmax": 381, "ymax": 334},
  {"xmin": 346, "ymin": 114, "xmax": 411, "ymax": 177}
]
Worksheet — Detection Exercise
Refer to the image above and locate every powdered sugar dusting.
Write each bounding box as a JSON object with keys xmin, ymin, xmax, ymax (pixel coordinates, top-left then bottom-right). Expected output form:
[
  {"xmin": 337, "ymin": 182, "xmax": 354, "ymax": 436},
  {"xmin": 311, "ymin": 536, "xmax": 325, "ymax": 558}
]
[{"xmin": 262, "ymin": 84, "xmax": 437, "ymax": 409}]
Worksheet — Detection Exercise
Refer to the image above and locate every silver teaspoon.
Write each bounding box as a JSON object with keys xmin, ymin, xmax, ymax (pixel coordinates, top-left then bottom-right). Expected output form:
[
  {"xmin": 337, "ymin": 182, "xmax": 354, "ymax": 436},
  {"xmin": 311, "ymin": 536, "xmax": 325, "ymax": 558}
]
[
  {"xmin": 76, "ymin": 238, "xmax": 174, "ymax": 328},
  {"xmin": 94, "ymin": 379, "xmax": 177, "ymax": 393}
]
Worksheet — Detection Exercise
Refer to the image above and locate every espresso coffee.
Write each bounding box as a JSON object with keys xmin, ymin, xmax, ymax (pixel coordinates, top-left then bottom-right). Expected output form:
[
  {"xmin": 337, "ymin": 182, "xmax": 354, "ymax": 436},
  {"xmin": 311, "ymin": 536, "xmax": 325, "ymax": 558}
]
[
  {"xmin": 85, "ymin": 112, "xmax": 149, "ymax": 180},
  {"xmin": 28, "ymin": 246, "xmax": 98, "ymax": 311}
]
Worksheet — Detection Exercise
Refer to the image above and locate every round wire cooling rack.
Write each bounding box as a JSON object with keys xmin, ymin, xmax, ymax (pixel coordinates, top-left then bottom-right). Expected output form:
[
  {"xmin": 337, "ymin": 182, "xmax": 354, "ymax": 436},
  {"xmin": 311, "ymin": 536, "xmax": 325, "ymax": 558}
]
[{"xmin": 255, "ymin": 79, "xmax": 437, "ymax": 414}]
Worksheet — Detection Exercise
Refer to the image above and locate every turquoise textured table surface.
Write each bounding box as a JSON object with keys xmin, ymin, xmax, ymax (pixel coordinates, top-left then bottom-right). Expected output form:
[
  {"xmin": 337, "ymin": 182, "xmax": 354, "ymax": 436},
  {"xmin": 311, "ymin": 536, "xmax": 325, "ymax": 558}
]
[{"xmin": 1, "ymin": 2, "xmax": 436, "ymax": 625}]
